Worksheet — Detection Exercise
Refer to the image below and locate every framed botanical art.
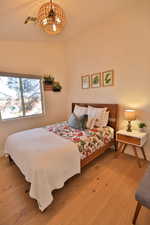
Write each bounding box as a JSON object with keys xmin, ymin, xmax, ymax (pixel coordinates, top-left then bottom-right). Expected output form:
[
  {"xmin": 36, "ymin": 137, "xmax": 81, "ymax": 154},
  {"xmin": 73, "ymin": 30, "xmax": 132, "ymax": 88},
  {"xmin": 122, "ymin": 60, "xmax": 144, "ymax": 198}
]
[
  {"xmin": 81, "ymin": 75, "xmax": 90, "ymax": 89},
  {"xmin": 91, "ymin": 73, "xmax": 101, "ymax": 88},
  {"xmin": 102, "ymin": 70, "xmax": 114, "ymax": 87}
]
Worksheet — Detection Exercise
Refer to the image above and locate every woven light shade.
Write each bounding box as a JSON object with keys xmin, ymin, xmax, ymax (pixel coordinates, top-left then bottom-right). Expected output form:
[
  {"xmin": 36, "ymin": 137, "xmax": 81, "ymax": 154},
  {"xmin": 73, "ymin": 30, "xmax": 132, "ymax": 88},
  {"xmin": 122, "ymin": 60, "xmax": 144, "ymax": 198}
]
[{"xmin": 37, "ymin": 1, "xmax": 65, "ymax": 35}]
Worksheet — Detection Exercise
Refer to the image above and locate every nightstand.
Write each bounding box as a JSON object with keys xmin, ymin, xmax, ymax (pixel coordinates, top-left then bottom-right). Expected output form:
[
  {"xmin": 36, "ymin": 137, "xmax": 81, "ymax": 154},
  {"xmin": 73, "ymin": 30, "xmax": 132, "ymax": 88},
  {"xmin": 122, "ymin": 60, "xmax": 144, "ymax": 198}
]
[{"xmin": 116, "ymin": 130, "xmax": 147, "ymax": 168}]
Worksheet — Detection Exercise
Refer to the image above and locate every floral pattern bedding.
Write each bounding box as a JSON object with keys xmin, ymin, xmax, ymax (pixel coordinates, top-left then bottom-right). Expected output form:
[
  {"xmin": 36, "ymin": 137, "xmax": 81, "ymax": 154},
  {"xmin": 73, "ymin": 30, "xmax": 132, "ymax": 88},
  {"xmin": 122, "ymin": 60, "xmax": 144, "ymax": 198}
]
[{"xmin": 47, "ymin": 122, "xmax": 114, "ymax": 160}]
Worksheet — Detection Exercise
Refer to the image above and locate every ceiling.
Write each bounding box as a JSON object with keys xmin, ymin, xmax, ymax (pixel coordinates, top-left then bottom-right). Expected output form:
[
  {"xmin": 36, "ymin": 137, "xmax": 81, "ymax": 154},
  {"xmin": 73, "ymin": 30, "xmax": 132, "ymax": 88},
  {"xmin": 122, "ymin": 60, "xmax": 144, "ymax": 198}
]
[{"xmin": 0, "ymin": 0, "xmax": 136, "ymax": 42}]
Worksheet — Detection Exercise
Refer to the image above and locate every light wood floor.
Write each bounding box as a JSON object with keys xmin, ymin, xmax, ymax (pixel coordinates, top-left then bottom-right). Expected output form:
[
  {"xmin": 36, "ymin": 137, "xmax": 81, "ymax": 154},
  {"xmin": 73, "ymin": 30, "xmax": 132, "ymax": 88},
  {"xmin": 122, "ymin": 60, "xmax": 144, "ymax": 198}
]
[{"xmin": 0, "ymin": 151, "xmax": 150, "ymax": 225}]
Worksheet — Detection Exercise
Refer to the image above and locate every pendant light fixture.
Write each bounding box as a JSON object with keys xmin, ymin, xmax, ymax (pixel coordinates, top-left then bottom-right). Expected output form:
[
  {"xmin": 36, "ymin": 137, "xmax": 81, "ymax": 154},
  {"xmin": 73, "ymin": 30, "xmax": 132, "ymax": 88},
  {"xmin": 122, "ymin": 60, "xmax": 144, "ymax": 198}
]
[{"xmin": 25, "ymin": 0, "xmax": 65, "ymax": 35}]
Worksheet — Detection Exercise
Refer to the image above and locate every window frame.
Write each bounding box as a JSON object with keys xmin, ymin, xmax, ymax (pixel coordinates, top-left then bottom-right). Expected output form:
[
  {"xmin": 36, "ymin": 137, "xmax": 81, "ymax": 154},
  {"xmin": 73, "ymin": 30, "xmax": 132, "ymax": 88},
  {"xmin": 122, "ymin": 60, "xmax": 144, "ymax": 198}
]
[{"xmin": 0, "ymin": 72, "xmax": 45, "ymax": 121}]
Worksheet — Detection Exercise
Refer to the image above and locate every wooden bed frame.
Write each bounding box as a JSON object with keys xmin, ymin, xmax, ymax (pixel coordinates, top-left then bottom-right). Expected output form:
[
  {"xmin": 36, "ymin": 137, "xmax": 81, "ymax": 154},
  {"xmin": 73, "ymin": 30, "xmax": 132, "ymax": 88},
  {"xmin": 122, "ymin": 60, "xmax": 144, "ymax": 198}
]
[{"xmin": 72, "ymin": 103, "xmax": 118, "ymax": 167}]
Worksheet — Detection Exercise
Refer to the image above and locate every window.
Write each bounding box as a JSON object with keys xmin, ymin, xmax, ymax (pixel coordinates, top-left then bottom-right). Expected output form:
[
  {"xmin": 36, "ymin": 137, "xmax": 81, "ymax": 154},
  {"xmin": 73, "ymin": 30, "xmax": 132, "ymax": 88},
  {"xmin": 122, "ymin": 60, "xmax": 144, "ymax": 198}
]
[{"xmin": 0, "ymin": 74, "xmax": 44, "ymax": 120}]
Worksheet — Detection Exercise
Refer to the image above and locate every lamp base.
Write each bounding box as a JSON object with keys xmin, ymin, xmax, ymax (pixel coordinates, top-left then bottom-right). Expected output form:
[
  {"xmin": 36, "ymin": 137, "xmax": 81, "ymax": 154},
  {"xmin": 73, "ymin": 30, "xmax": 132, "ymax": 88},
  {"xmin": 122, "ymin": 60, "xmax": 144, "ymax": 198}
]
[{"xmin": 127, "ymin": 120, "xmax": 132, "ymax": 132}]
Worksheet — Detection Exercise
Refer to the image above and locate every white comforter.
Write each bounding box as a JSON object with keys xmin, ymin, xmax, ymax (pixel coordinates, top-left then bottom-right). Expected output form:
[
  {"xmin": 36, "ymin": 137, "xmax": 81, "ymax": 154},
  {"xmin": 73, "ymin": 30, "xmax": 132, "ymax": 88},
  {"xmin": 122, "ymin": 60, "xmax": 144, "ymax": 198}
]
[{"xmin": 5, "ymin": 127, "xmax": 80, "ymax": 211}]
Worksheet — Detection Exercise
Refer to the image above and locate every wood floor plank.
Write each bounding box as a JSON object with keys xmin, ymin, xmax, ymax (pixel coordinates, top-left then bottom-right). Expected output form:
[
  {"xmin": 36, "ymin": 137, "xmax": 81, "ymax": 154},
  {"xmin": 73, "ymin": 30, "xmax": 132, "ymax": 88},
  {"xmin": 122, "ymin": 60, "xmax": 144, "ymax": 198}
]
[{"xmin": 0, "ymin": 152, "xmax": 149, "ymax": 225}]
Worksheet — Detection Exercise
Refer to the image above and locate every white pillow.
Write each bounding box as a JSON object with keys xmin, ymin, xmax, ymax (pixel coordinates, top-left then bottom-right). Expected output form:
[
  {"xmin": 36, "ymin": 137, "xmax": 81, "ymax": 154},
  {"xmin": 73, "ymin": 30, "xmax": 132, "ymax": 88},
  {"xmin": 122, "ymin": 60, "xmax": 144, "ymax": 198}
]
[
  {"xmin": 74, "ymin": 105, "xmax": 88, "ymax": 118},
  {"xmin": 86, "ymin": 117, "xmax": 96, "ymax": 129},
  {"xmin": 87, "ymin": 106, "xmax": 107, "ymax": 129},
  {"xmin": 95, "ymin": 111, "xmax": 109, "ymax": 127}
]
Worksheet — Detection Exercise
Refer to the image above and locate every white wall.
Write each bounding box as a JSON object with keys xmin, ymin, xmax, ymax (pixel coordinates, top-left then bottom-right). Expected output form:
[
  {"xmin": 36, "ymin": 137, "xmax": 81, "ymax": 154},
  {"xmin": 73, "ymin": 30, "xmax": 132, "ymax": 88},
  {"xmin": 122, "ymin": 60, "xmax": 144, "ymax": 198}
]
[
  {"xmin": 66, "ymin": 0, "xmax": 150, "ymax": 159},
  {"xmin": 0, "ymin": 40, "xmax": 68, "ymax": 155}
]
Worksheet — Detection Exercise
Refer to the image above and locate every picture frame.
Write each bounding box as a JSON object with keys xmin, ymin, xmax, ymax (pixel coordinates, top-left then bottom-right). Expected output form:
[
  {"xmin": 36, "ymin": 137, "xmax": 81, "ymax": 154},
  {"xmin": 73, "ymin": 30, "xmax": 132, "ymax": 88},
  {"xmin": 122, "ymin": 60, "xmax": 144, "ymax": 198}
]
[
  {"xmin": 91, "ymin": 73, "xmax": 101, "ymax": 88},
  {"xmin": 102, "ymin": 70, "xmax": 114, "ymax": 87},
  {"xmin": 81, "ymin": 75, "xmax": 90, "ymax": 89}
]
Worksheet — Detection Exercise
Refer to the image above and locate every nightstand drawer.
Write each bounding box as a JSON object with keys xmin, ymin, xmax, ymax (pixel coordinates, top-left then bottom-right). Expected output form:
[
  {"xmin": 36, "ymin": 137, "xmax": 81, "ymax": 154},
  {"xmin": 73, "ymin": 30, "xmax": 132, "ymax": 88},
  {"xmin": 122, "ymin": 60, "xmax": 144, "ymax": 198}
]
[{"xmin": 117, "ymin": 134, "xmax": 140, "ymax": 145}]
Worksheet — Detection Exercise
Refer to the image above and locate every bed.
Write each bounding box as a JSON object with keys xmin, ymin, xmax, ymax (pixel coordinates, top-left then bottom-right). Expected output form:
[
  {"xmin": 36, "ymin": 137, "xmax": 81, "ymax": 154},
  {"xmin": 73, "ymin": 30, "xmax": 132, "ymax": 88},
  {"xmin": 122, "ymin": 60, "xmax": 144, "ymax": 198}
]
[
  {"xmin": 72, "ymin": 103, "xmax": 118, "ymax": 167},
  {"xmin": 5, "ymin": 103, "xmax": 118, "ymax": 211}
]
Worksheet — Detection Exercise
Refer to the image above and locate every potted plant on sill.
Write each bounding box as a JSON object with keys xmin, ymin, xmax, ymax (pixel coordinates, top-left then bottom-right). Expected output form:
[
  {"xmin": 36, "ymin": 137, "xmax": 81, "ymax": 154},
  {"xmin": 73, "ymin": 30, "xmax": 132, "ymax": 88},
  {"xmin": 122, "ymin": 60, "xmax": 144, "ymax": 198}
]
[
  {"xmin": 138, "ymin": 122, "xmax": 146, "ymax": 132},
  {"xmin": 43, "ymin": 75, "xmax": 54, "ymax": 91},
  {"xmin": 52, "ymin": 82, "xmax": 62, "ymax": 92}
]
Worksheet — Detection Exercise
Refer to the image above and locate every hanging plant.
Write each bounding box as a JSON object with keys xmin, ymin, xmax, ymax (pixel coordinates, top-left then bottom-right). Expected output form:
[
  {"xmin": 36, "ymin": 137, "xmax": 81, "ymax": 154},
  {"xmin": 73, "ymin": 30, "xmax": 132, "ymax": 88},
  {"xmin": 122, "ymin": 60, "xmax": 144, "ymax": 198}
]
[
  {"xmin": 43, "ymin": 74, "xmax": 55, "ymax": 91},
  {"xmin": 52, "ymin": 82, "xmax": 62, "ymax": 92},
  {"xmin": 43, "ymin": 75, "xmax": 55, "ymax": 85},
  {"xmin": 43, "ymin": 74, "xmax": 62, "ymax": 92}
]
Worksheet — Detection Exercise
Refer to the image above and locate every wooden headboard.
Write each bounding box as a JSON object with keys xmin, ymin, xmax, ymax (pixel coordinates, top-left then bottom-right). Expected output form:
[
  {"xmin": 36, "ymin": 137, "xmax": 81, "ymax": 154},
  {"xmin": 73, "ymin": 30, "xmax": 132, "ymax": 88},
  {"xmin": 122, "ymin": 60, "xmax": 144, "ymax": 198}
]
[{"xmin": 72, "ymin": 103, "xmax": 118, "ymax": 131}]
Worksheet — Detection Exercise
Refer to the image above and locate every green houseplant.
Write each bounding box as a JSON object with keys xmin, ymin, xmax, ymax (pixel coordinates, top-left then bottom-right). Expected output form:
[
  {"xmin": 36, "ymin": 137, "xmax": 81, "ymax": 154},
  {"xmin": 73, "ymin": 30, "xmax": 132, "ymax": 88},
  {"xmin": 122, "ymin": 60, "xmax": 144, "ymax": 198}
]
[
  {"xmin": 138, "ymin": 122, "xmax": 146, "ymax": 132},
  {"xmin": 52, "ymin": 82, "xmax": 62, "ymax": 92},
  {"xmin": 43, "ymin": 75, "xmax": 54, "ymax": 85},
  {"xmin": 43, "ymin": 75, "xmax": 55, "ymax": 91}
]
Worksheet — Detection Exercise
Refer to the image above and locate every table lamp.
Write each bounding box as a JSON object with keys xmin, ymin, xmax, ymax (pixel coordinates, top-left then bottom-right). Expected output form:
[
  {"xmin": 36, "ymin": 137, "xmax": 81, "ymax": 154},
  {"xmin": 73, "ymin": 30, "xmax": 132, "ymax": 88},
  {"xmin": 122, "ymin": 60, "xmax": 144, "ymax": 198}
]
[{"xmin": 124, "ymin": 109, "xmax": 136, "ymax": 132}]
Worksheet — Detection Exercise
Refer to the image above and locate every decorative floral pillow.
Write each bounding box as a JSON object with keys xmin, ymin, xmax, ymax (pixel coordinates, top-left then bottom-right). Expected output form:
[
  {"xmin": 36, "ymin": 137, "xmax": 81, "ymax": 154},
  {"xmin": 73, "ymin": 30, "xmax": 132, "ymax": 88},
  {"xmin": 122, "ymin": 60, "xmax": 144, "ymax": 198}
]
[
  {"xmin": 95, "ymin": 111, "xmax": 109, "ymax": 127},
  {"xmin": 87, "ymin": 106, "xmax": 107, "ymax": 128}
]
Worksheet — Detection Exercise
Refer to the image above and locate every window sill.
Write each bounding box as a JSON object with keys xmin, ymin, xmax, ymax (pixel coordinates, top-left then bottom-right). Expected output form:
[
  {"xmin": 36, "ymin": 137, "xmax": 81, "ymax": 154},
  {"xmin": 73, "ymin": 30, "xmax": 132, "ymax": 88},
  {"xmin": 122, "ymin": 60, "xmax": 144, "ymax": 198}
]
[{"xmin": 0, "ymin": 113, "xmax": 45, "ymax": 123}]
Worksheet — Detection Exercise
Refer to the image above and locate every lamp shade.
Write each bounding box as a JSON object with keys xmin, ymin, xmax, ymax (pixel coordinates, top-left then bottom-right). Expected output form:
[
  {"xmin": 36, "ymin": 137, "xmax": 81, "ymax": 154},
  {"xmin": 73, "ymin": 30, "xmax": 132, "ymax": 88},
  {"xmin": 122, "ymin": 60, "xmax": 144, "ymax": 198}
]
[
  {"xmin": 37, "ymin": 2, "xmax": 65, "ymax": 35},
  {"xmin": 124, "ymin": 109, "xmax": 136, "ymax": 121}
]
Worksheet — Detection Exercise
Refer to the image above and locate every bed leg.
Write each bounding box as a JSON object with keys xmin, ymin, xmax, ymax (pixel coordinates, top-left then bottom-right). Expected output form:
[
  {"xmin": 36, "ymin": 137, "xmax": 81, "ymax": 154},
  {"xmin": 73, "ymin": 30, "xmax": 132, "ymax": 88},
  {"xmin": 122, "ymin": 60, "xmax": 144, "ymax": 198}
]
[
  {"xmin": 114, "ymin": 141, "xmax": 118, "ymax": 152},
  {"xmin": 8, "ymin": 155, "xmax": 14, "ymax": 165},
  {"xmin": 25, "ymin": 188, "xmax": 30, "ymax": 194}
]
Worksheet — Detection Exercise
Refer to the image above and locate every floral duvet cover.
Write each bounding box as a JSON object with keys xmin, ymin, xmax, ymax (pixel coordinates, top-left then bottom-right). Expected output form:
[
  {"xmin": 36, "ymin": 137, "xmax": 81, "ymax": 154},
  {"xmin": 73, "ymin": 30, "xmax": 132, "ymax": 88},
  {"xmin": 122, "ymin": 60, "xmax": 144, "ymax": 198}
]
[{"xmin": 47, "ymin": 122, "xmax": 114, "ymax": 160}]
